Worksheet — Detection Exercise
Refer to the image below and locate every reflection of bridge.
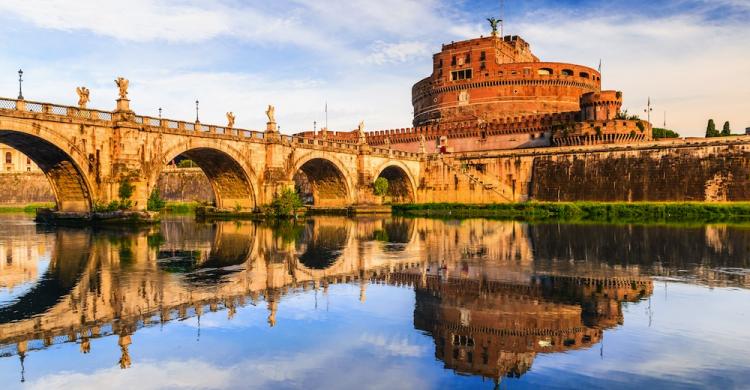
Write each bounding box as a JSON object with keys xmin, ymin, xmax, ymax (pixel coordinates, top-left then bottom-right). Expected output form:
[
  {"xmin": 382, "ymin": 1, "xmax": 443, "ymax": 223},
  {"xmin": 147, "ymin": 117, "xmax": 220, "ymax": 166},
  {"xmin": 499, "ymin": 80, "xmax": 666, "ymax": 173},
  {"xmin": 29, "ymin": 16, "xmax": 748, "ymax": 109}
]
[
  {"xmin": 0, "ymin": 217, "xmax": 424, "ymax": 371},
  {"xmin": 29, "ymin": 217, "xmax": 750, "ymax": 384},
  {"xmin": 0, "ymin": 95, "xmax": 421, "ymax": 212}
]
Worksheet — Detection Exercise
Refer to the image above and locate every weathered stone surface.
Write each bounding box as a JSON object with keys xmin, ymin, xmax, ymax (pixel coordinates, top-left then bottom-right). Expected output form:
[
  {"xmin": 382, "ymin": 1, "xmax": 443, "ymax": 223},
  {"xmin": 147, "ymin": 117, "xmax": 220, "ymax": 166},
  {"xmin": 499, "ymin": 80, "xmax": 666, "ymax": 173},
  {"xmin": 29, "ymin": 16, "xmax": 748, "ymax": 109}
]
[
  {"xmin": 0, "ymin": 102, "xmax": 421, "ymax": 212},
  {"xmin": 157, "ymin": 168, "xmax": 213, "ymax": 202},
  {"xmin": 530, "ymin": 143, "xmax": 750, "ymax": 202},
  {"xmin": 0, "ymin": 173, "xmax": 54, "ymax": 204}
]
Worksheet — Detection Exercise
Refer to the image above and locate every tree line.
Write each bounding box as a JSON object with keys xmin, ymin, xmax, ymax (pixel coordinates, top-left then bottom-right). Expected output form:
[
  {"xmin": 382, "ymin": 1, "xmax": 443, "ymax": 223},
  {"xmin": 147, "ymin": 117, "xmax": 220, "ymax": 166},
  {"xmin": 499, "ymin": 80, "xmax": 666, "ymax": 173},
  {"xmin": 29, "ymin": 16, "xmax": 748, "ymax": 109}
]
[{"xmin": 705, "ymin": 119, "xmax": 732, "ymax": 137}]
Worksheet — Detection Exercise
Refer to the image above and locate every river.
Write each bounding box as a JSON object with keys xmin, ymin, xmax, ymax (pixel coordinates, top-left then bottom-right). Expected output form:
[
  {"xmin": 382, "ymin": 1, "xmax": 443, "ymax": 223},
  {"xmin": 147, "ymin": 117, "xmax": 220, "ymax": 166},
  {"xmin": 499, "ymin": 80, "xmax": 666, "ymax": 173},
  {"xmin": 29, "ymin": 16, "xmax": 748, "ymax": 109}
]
[{"xmin": 0, "ymin": 214, "xmax": 748, "ymax": 389}]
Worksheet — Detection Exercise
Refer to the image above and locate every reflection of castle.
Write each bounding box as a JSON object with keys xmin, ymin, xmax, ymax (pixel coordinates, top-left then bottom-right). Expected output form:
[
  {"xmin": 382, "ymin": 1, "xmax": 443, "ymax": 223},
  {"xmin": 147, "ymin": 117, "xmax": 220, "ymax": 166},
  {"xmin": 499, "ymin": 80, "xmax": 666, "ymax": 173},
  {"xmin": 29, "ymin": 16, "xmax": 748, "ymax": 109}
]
[{"xmin": 384, "ymin": 265, "xmax": 653, "ymax": 382}]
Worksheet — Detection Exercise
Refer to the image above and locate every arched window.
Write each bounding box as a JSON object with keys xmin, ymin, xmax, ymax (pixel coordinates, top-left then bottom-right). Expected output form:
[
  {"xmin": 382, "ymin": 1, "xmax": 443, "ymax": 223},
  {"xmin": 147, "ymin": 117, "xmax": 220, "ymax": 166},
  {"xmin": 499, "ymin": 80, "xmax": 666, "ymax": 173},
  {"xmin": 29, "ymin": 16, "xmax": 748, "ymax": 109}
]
[
  {"xmin": 5, "ymin": 152, "xmax": 11, "ymax": 164},
  {"xmin": 561, "ymin": 69, "xmax": 574, "ymax": 76},
  {"xmin": 579, "ymin": 72, "xmax": 590, "ymax": 79},
  {"xmin": 538, "ymin": 68, "xmax": 553, "ymax": 76}
]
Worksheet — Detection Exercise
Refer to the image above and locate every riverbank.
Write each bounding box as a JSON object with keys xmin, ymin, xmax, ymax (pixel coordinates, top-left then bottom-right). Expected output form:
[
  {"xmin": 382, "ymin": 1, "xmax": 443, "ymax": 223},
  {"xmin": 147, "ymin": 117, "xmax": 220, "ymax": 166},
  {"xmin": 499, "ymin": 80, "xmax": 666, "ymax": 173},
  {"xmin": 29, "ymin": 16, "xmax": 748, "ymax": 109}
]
[
  {"xmin": 0, "ymin": 202, "xmax": 55, "ymax": 213},
  {"xmin": 392, "ymin": 202, "xmax": 750, "ymax": 223}
]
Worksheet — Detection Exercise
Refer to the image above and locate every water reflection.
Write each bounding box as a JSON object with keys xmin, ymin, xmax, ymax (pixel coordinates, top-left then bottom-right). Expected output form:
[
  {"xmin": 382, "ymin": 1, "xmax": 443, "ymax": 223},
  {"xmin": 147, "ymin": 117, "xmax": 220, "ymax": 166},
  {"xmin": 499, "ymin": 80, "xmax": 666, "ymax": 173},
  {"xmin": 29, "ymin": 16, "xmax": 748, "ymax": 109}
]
[{"xmin": 0, "ymin": 216, "xmax": 748, "ymax": 387}]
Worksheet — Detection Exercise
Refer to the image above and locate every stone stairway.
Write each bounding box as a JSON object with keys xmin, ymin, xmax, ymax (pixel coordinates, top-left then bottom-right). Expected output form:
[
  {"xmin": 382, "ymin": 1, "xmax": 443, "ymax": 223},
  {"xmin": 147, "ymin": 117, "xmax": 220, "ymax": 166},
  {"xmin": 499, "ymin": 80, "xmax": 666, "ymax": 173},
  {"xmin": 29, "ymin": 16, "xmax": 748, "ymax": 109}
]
[{"xmin": 437, "ymin": 155, "xmax": 516, "ymax": 202}]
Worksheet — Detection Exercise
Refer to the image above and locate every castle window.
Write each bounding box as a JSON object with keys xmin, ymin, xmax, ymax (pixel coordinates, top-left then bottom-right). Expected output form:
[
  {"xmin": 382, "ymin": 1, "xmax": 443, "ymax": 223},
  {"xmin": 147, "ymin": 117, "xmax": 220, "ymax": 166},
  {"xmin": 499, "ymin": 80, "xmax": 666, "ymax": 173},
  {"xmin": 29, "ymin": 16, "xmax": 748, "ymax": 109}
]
[
  {"xmin": 438, "ymin": 59, "xmax": 443, "ymax": 68},
  {"xmin": 26, "ymin": 157, "xmax": 31, "ymax": 164},
  {"xmin": 524, "ymin": 68, "xmax": 531, "ymax": 76},
  {"xmin": 480, "ymin": 62, "xmax": 486, "ymax": 71},
  {"xmin": 538, "ymin": 68, "xmax": 553, "ymax": 76},
  {"xmin": 27, "ymin": 167, "xmax": 31, "ymax": 172},
  {"xmin": 465, "ymin": 53, "xmax": 471, "ymax": 64},
  {"xmin": 451, "ymin": 55, "xmax": 457, "ymax": 66},
  {"xmin": 438, "ymin": 69, "xmax": 443, "ymax": 78},
  {"xmin": 562, "ymin": 69, "xmax": 574, "ymax": 76},
  {"xmin": 5, "ymin": 152, "xmax": 11, "ymax": 164},
  {"xmin": 451, "ymin": 69, "xmax": 472, "ymax": 81},
  {"xmin": 580, "ymin": 72, "xmax": 590, "ymax": 79},
  {"xmin": 480, "ymin": 51, "xmax": 486, "ymax": 61}
]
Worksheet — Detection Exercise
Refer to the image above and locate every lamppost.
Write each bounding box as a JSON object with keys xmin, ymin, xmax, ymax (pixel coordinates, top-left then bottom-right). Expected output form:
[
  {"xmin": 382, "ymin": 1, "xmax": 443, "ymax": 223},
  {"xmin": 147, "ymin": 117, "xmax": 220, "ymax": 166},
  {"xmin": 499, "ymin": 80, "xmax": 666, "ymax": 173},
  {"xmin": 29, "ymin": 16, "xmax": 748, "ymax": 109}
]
[
  {"xmin": 195, "ymin": 100, "xmax": 200, "ymax": 123},
  {"xmin": 158, "ymin": 107, "xmax": 162, "ymax": 119},
  {"xmin": 17, "ymin": 69, "xmax": 24, "ymax": 100},
  {"xmin": 644, "ymin": 97, "xmax": 653, "ymax": 124}
]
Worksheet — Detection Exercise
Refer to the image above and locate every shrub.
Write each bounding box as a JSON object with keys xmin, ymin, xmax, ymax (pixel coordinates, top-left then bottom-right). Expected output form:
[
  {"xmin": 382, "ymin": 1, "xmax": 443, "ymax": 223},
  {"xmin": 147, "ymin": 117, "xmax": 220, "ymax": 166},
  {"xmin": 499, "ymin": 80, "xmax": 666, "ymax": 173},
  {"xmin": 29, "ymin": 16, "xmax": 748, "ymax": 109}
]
[
  {"xmin": 147, "ymin": 187, "xmax": 166, "ymax": 211},
  {"xmin": 177, "ymin": 159, "xmax": 196, "ymax": 168},
  {"xmin": 373, "ymin": 177, "xmax": 389, "ymax": 196},
  {"xmin": 119, "ymin": 178, "xmax": 135, "ymax": 201},
  {"xmin": 269, "ymin": 188, "xmax": 303, "ymax": 218},
  {"xmin": 652, "ymin": 127, "xmax": 680, "ymax": 139}
]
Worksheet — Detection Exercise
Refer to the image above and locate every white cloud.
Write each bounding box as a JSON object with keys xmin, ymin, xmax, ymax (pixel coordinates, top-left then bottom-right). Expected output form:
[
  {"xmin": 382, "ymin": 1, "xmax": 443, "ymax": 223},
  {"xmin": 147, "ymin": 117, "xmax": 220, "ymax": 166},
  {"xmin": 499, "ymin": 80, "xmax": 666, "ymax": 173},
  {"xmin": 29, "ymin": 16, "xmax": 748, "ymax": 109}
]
[
  {"xmin": 25, "ymin": 337, "xmax": 431, "ymax": 390},
  {"xmin": 0, "ymin": 1, "xmax": 747, "ymax": 136},
  {"xmin": 360, "ymin": 333, "xmax": 427, "ymax": 357},
  {"xmin": 516, "ymin": 12, "xmax": 750, "ymax": 136},
  {"xmin": 362, "ymin": 41, "xmax": 431, "ymax": 65}
]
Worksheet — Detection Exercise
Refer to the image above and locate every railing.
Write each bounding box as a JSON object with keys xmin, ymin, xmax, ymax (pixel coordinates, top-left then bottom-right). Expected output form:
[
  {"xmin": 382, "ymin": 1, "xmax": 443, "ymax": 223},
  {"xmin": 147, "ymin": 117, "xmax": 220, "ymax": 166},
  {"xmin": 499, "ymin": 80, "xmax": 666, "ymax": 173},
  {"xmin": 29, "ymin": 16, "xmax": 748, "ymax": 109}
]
[
  {"xmin": 0, "ymin": 95, "xmax": 421, "ymax": 160},
  {"xmin": 0, "ymin": 97, "xmax": 115, "ymax": 123}
]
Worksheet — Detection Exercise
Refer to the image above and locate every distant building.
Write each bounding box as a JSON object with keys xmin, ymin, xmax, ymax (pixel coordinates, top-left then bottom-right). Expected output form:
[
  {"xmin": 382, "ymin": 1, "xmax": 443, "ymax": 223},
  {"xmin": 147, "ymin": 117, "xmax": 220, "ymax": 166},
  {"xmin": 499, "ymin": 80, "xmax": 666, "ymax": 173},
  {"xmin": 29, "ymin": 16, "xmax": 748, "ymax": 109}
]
[
  {"xmin": 1, "ymin": 146, "xmax": 40, "ymax": 172},
  {"xmin": 745, "ymin": 127, "xmax": 750, "ymax": 135}
]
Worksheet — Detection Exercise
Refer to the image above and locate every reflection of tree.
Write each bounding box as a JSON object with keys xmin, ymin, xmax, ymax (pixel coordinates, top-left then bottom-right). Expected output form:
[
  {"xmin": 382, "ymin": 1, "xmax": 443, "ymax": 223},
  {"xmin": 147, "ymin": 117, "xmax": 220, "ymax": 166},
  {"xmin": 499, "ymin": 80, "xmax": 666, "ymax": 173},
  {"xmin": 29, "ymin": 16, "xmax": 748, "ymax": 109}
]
[
  {"xmin": 371, "ymin": 218, "xmax": 414, "ymax": 251},
  {"xmin": 264, "ymin": 220, "xmax": 305, "ymax": 245}
]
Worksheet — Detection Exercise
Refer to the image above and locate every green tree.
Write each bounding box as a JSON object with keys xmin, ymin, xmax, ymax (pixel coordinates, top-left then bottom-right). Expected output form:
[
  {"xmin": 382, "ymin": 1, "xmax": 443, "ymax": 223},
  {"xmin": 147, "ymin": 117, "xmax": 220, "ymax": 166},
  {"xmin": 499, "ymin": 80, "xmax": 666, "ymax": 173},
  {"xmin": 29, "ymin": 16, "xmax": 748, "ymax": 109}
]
[
  {"xmin": 177, "ymin": 159, "xmax": 196, "ymax": 168},
  {"xmin": 147, "ymin": 187, "xmax": 165, "ymax": 211},
  {"xmin": 117, "ymin": 178, "xmax": 135, "ymax": 210},
  {"xmin": 269, "ymin": 188, "xmax": 303, "ymax": 218},
  {"xmin": 373, "ymin": 177, "xmax": 389, "ymax": 196},
  {"xmin": 721, "ymin": 121, "xmax": 731, "ymax": 136},
  {"xmin": 706, "ymin": 119, "xmax": 719, "ymax": 137},
  {"xmin": 652, "ymin": 128, "xmax": 680, "ymax": 139}
]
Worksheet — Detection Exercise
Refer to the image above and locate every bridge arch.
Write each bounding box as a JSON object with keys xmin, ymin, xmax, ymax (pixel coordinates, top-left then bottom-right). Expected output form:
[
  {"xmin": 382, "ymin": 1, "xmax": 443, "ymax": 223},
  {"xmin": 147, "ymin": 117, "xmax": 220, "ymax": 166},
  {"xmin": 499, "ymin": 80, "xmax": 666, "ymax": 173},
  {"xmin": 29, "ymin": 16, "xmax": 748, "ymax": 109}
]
[
  {"xmin": 0, "ymin": 229, "xmax": 93, "ymax": 323},
  {"xmin": 374, "ymin": 161, "xmax": 417, "ymax": 203},
  {"xmin": 152, "ymin": 142, "xmax": 258, "ymax": 210},
  {"xmin": 0, "ymin": 119, "xmax": 94, "ymax": 212},
  {"xmin": 290, "ymin": 153, "xmax": 354, "ymax": 207},
  {"xmin": 290, "ymin": 217, "xmax": 358, "ymax": 279}
]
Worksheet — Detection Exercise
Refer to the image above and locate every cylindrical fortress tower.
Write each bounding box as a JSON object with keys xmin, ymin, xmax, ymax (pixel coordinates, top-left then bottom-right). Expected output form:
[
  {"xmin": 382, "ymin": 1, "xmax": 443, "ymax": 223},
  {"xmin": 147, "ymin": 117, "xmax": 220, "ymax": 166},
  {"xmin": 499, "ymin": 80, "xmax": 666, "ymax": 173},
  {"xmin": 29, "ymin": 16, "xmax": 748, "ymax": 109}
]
[
  {"xmin": 412, "ymin": 35, "xmax": 601, "ymax": 127},
  {"xmin": 580, "ymin": 91, "xmax": 623, "ymax": 121}
]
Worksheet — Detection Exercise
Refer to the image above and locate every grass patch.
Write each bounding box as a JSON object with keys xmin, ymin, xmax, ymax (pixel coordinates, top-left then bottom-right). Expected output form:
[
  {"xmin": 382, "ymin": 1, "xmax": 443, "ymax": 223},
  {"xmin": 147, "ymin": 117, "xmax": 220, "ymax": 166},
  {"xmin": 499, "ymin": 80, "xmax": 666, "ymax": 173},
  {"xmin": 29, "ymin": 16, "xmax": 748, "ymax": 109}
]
[
  {"xmin": 0, "ymin": 203, "xmax": 55, "ymax": 213},
  {"xmin": 163, "ymin": 201, "xmax": 200, "ymax": 214},
  {"xmin": 392, "ymin": 202, "xmax": 750, "ymax": 224}
]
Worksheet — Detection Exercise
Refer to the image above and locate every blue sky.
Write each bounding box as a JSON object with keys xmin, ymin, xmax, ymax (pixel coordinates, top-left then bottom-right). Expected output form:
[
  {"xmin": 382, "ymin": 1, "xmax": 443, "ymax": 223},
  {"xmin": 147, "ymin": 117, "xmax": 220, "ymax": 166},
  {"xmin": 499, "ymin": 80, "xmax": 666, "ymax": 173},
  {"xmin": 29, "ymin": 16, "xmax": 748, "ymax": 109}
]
[{"xmin": 0, "ymin": 0, "xmax": 747, "ymax": 136}]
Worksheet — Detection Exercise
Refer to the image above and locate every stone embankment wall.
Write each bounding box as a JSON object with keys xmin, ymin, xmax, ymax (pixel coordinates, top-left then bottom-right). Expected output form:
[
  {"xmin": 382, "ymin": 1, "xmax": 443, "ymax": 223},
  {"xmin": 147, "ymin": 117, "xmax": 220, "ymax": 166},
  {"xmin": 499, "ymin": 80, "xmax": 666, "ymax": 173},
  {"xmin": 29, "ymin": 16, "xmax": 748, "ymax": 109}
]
[
  {"xmin": 156, "ymin": 168, "xmax": 214, "ymax": 203},
  {"xmin": 0, "ymin": 169, "xmax": 213, "ymax": 205},
  {"xmin": 0, "ymin": 173, "xmax": 54, "ymax": 204},
  {"xmin": 418, "ymin": 137, "xmax": 750, "ymax": 203},
  {"xmin": 8, "ymin": 137, "xmax": 750, "ymax": 205}
]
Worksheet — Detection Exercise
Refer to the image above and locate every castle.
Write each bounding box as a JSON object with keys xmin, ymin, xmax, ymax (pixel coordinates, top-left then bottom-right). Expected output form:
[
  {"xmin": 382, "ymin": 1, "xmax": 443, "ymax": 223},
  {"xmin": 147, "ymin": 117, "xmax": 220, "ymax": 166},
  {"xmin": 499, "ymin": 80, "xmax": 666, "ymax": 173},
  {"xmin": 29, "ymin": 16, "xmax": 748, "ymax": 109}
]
[{"xmin": 297, "ymin": 25, "xmax": 652, "ymax": 153}]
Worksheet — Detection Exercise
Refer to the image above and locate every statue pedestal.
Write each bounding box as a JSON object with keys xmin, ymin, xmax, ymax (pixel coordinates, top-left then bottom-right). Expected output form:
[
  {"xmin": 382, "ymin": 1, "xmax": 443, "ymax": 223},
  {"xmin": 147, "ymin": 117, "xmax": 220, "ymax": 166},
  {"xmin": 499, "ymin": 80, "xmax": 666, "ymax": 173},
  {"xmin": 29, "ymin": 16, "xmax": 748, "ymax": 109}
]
[
  {"xmin": 116, "ymin": 98, "xmax": 131, "ymax": 112},
  {"xmin": 266, "ymin": 121, "xmax": 277, "ymax": 133},
  {"xmin": 113, "ymin": 98, "xmax": 136, "ymax": 123}
]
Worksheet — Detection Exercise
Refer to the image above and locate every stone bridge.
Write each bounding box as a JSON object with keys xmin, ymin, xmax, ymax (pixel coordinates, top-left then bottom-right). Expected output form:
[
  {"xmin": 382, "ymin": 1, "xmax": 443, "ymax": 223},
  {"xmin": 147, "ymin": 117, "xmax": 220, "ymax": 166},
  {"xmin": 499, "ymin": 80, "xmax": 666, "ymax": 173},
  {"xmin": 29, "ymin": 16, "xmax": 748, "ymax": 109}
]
[{"xmin": 0, "ymin": 95, "xmax": 422, "ymax": 212}]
